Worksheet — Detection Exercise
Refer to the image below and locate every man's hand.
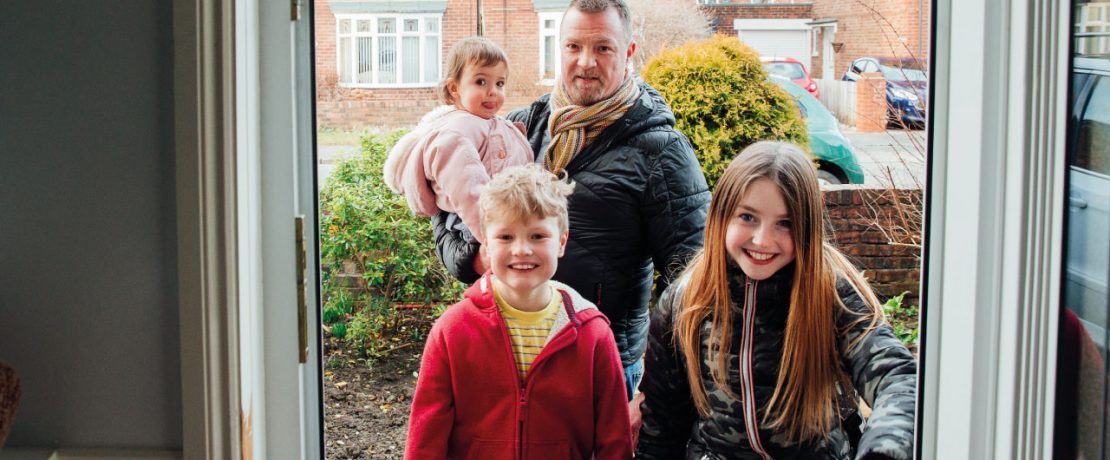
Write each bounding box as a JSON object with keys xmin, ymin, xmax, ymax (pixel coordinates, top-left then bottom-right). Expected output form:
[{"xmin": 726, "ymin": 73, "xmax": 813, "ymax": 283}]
[{"xmin": 629, "ymin": 392, "xmax": 645, "ymax": 447}]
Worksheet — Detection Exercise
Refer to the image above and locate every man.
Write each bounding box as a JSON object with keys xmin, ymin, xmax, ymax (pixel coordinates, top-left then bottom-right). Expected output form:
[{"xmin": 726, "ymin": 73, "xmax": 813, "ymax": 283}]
[{"xmin": 433, "ymin": 0, "xmax": 709, "ymax": 404}]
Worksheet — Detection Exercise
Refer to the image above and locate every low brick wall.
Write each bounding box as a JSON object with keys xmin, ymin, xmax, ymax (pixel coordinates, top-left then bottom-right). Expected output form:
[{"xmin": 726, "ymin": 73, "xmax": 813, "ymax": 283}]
[{"xmin": 823, "ymin": 185, "xmax": 922, "ymax": 306}]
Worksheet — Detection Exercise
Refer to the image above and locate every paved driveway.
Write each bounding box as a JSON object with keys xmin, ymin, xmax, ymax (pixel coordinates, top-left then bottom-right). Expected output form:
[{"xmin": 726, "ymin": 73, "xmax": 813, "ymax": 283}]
[{"xmin": 842, "ymin": 127, "xmax": 927, "ymax": 189}]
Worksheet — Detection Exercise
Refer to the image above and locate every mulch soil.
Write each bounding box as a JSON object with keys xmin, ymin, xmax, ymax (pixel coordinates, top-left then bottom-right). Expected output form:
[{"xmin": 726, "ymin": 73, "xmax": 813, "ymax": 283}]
[{"xmin": 324, "ymin": 339, "xmax": 423, "ymax": 459}]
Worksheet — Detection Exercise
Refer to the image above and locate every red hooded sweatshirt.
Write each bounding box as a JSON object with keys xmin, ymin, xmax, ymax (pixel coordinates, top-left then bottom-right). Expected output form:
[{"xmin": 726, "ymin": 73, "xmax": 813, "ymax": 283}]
[{"xmin": 405, "ymin": 274, "xmax": 633, "ymax": 459}]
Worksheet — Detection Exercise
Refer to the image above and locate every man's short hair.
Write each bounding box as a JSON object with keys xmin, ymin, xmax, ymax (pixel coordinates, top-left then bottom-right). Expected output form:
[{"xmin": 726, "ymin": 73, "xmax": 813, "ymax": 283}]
[
  {"xmin": 479, "ymin": 165, "xmax": 575, "ymax": 233},
  {"xmin": 566, "ymin": 0, "xmax": 633, "ymax": 44}
]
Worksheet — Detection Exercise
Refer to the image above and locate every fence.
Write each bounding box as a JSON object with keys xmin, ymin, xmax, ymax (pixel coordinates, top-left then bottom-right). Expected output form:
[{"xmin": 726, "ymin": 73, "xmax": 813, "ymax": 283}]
[{"xmin": 815, "ymin": 78, "xmax": 857, "ymax": 127}]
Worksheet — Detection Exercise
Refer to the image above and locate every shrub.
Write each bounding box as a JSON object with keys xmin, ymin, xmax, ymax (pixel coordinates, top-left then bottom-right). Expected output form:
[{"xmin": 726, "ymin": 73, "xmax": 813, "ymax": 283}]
[
  {"xmin": 319, "ymin": 131, "xmax": 465, "ymax": 358},
  {"xmin": 881, "ymin": 291, "xmax": 919, "ymax": 351},
  {"xmin": 641, "ymin": 34, "xmax": 808, "ymax": 188}
]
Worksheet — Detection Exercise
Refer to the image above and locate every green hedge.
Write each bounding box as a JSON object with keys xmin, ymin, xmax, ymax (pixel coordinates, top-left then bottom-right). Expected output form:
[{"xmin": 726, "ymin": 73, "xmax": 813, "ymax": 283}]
[
  {"xmin": 641, "ymin": 35, "xmax": 808, "ymax": 189},
  {"xmin": 319, "ymin": 131, "xmax": 464, "ymax": 357}
]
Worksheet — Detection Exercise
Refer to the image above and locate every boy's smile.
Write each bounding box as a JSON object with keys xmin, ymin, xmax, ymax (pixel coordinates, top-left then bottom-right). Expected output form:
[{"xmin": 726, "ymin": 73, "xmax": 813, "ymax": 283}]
[{"xmin": 484, "ymin": 214, "xmax": 568, "ymax": 312}]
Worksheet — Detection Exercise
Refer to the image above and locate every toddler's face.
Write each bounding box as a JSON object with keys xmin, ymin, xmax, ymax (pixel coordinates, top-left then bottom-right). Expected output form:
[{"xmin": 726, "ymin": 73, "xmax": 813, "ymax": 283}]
[
  {"xmin": 725, "ymin": 179, "xmax": 796, "ymax": 280},
  {"xmin": 449, "ymin": 61, "xmax": 508, "ymax": 119}
]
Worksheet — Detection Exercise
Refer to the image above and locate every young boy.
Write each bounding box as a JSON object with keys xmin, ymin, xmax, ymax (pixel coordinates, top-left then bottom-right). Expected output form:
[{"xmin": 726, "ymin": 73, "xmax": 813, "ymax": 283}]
[{"xmin": 405, "ymin": 165, "xmax": 633, "ymax": 459}]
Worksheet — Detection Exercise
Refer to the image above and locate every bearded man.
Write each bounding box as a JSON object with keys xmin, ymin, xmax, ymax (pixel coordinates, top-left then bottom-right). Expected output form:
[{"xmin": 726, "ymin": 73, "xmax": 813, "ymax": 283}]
[{"xmin": 432, "ymin": 0, "xmax": 709, "ymax": 405}]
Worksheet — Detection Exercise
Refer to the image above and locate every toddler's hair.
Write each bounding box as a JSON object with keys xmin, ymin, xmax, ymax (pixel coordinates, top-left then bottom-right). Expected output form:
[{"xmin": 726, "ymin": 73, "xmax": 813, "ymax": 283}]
[
  {"xmin": 479, "ymin": 165, "xmax": 575, "ymax": 232},
  {"xmin": 439, "ymin": 37, "xmax": 510, "ymax": 105}
]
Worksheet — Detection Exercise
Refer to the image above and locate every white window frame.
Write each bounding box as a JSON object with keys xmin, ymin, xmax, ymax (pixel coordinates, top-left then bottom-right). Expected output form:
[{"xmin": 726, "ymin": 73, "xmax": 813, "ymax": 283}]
[
  {"xmin": 538, "ymin": 12, "xmax": 562, "ymax": 85},
  {"xmin": 335, "ymin": 14, "xmax": 442, "ymax": 88}
]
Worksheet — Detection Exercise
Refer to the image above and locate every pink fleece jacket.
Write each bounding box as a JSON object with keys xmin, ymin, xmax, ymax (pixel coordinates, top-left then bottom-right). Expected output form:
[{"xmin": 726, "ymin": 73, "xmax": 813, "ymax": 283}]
[{"xmin": 383, "ymin": 106, "xmax": 533, "ymax": 242}]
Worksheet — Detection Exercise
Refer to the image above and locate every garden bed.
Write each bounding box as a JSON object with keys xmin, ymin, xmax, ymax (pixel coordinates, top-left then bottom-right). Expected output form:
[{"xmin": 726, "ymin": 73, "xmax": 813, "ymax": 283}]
[{"xmin": 324, "ymin": 337, "xmax": 422, "ymax": 459}]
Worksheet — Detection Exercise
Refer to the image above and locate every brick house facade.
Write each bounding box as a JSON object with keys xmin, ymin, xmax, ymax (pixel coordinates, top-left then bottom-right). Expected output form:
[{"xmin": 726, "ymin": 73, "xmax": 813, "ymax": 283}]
[
  {"xmin": 698, "ymin": 0, "xmax": 930, "ymax": 80},
  {"xmin": 316, "ymin": 0, "xmax": 560, "ymax": 129}
]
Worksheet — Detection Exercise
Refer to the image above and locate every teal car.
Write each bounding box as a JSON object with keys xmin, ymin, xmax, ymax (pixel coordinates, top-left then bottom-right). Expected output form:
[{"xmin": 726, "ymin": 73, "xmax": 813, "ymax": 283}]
[{"xmin": 769, "ymin": 75, "xmax": 866, "ymax": 184}]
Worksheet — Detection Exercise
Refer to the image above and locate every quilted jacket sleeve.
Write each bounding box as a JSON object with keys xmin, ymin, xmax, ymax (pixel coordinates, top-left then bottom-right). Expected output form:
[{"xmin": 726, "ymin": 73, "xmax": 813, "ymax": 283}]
[
  {"xmin": 430, "ymin": 211, "xmax": 481, "ymax": 284},
  {"xmin": 635, "ymin": 278, "xmax": 697, "ymax": 458},
  {"xmin": 643, "ymin": 135, "xmax": 710, "ymax": 292},
  {"xmin": 836, "ymin": 283, "xmax": 918, "ymax": 460}
]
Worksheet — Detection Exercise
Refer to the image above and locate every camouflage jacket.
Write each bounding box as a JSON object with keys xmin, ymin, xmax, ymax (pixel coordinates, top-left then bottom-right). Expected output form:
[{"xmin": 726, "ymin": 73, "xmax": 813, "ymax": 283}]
[{"xmin": 636, "ymin": 264, "xmax": 917, "ymax": 460}]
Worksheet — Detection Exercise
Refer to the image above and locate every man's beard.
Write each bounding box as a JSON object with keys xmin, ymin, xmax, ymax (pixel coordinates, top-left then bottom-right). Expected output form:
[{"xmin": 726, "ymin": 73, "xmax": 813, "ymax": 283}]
[{"xmin": 564, "ymin": 68, "xmax": 626, "ymax": 106}]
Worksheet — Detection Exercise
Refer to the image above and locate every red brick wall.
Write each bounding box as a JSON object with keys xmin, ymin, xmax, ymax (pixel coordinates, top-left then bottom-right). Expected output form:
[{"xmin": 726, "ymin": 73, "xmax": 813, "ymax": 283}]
[
  {"xmin": 824, "ymin": 186, "xmax": 922, "ymax": 306},
  {"xmin": 698, "ymin": 3, "xmax": 814, "ymax": 37},
  {"xmin": 315, "ymin": 0, "xmax": 552, "ymax": 129},
  {"xmin": 811, "ymin": 0, "xmax": 930, "ymax": 79},
  {"xmin": 855, "ymin": 71, "xmax": 887, "ymax": 131}
]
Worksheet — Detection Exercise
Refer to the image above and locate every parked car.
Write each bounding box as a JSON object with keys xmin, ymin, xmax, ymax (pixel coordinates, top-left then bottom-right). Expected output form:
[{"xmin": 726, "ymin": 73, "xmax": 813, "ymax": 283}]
[
  {"xmin": 842, "ymin": 57, "xmax": 928, "ymax": 128},
  {"xmin": 1063, "ymin": 56, "xmax": 1110, "ymax": 353},
  {"xmin": 768, "ymin": 75, "xmax": 865, "ymax": 185},
  {"xmin": 761, "ymin": 56, "xmax": 820, "ymax": 100}
]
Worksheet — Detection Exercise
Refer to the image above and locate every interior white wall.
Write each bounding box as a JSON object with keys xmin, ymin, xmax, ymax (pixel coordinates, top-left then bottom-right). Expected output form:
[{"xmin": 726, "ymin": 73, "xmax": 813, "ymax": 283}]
[{"xmin": 0, "ymin": 0, "xmax": 182, "ymax": 450}]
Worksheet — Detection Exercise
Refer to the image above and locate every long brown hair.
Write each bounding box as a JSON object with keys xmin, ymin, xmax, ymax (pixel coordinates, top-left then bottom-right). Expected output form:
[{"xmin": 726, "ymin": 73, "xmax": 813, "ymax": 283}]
[{"xmin": 673, "ymin": 141, "xmax": 882, "ymax": 444}]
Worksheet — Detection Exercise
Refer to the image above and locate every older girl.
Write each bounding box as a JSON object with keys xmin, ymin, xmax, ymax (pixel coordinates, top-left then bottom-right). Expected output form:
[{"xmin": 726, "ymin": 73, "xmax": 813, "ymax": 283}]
[{"xmin": 636, "ymin": 141, "xmax": 917, "ymax": 459}]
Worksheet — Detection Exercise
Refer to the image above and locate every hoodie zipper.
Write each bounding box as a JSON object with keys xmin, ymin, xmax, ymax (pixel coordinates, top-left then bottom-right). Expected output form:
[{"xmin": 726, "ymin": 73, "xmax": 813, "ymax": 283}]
[{"xmin": 507, "ymin": 291, "xmax": 583, "ymax": 459}]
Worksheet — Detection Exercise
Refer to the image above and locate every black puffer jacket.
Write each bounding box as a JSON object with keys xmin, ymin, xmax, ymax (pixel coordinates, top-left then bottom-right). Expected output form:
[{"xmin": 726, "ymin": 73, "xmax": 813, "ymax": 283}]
[
  {"xmin": 431, "ymin": 80, "xmax": 710, "ymax": 366},
  {"xmin": 636, "ymin": 264, "xmax": 918, "ymax": 459}
]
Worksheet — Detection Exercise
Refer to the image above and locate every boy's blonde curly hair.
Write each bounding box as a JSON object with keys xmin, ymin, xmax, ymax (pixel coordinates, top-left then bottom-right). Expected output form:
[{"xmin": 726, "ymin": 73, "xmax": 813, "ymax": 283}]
[{"xmin": 478, "ymin": 165, "xmax": 575, "ymax": 232}]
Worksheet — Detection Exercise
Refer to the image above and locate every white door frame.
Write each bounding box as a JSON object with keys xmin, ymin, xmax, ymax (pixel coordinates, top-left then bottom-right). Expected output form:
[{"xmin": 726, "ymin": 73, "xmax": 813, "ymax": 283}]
[
  {"xmin": 921, "ymin": 0, "xmax": 1069, "ymax": 457},
  {"xmin": 175, "ymin": 0, "xmax": 322, "ymax": 458}
]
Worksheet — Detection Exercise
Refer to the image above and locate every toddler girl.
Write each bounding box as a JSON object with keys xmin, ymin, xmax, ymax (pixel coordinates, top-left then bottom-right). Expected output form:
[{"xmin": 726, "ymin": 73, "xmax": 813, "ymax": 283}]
[
  {"xmin": 636, "ymin": 141, "xmax": 917, "ymax": 459},
  {"xmin": 384, "ymin": 36, "xmax": 533, "ymax": 246}
]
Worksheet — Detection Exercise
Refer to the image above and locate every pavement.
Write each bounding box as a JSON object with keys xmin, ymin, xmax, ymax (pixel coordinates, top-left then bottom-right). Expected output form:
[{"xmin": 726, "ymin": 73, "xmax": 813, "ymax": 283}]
[
  {"xmin": 315, "ymin": 127, "xmax": 928, "ymax": 189},
  {"xmin": 840, "ymin": 126, "xmax": 927, "ymax": 189},
  {"xmin": 317, "ymin": 145, "xmax": 361, "ymax": 186}
]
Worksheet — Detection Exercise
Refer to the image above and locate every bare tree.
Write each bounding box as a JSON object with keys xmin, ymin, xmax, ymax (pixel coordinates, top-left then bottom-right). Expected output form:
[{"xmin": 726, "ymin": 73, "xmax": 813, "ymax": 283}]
[{"xmin": 628, "ymin": 0, "xmax": 712, "ymax": 70}]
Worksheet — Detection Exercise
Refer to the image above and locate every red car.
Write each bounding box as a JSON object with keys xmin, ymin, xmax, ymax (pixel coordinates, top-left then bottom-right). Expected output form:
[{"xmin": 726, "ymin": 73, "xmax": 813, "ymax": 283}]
[{"xmin": 761, "ymin": 56, "xmax": 820, "ymax": 100}]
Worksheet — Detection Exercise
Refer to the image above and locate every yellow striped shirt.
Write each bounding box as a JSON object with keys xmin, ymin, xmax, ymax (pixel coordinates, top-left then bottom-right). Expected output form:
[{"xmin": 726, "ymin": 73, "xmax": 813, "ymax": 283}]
[{"xmin": 495, "ymin": 285, "xmax": 560, "ymax": 381}]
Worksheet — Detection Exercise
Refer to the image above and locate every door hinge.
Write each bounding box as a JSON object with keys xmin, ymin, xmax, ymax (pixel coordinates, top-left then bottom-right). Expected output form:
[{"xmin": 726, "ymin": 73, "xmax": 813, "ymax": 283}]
[
  {"xmin": 295, "ymin": 215, "xmax": 309, "ymax": 363},
  {"xmin": 291, "ymin": 0, "xmax": 302, "ymax": 21}
]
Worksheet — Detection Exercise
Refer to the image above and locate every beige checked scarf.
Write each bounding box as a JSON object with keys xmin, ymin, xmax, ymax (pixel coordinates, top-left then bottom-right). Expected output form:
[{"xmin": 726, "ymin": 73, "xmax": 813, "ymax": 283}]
[{"xmin": 545, "ymin": 75, "xmax": 640, "ymax": 174}]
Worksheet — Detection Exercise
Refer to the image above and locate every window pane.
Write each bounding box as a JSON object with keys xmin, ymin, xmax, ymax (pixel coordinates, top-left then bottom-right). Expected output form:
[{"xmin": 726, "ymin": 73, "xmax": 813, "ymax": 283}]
[
  {"xmin": 378, "ymin": 36, "xmax": 396, "ymax": 83},
  {"xmin": 402, "ymin": 36, "xmax": 420, "ymax": 83},
  {"xmin": 379, "ymin": 17, "xmax": 396, "ymax": 34},
  {"xmin": 426, "ymin": 17, "xmax": 439, "ymax": 33},
  {"xmin": 404, "ymin": 19, "xmax": 419, "ymax": 33},
  {"xmin": 357, "ymin": 37, "xmax": 373, "ymax": 84},
  {"xmin": 424, "ymin": 35, "xmax": 439, "ymax": 82},
  {"xmin": 357, "ymin": 19, "xmax": 371, "ymax": 33},
  {"xmin": 1078, "ymin": 76, "xmax": 1110, "ymax": 174},
  {"xmin": 339, "ymin": 37, "xmax": 352, "ymax": 83},
  {"xmin": 543, "ymin": 35, "xmax": 556, "ymax": 79},
  {"xmin": 545, "ymin": 19, "xmax": 555, "ymax": 28},
  {"xmin": 1056, "ymin": 2, "xmax": 1110, "ymax": 459},
  {"xmin": 340, "ymin": 19, "xmax": 351, "ymax": 34}
]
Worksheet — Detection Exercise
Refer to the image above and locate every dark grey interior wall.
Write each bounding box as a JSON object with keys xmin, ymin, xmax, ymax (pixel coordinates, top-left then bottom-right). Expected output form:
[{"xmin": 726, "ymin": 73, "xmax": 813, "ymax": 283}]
[{"xmin": 0, "ymin": 1, "xmax": 181, "ymax": 449}]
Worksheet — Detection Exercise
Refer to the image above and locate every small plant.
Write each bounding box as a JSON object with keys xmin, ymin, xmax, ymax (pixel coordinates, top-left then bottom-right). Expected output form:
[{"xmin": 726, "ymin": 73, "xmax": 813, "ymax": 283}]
[
  {"xmin": 641, "ymin": 34, "xmax": 808, "ymax": 189},
  {"xmin": 319, "ymin": 131, "xmax": 465, "ymax": 359},
  {"xmin": 881, "ymin": 291, "xmax": 919, "ymax": 350}
]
